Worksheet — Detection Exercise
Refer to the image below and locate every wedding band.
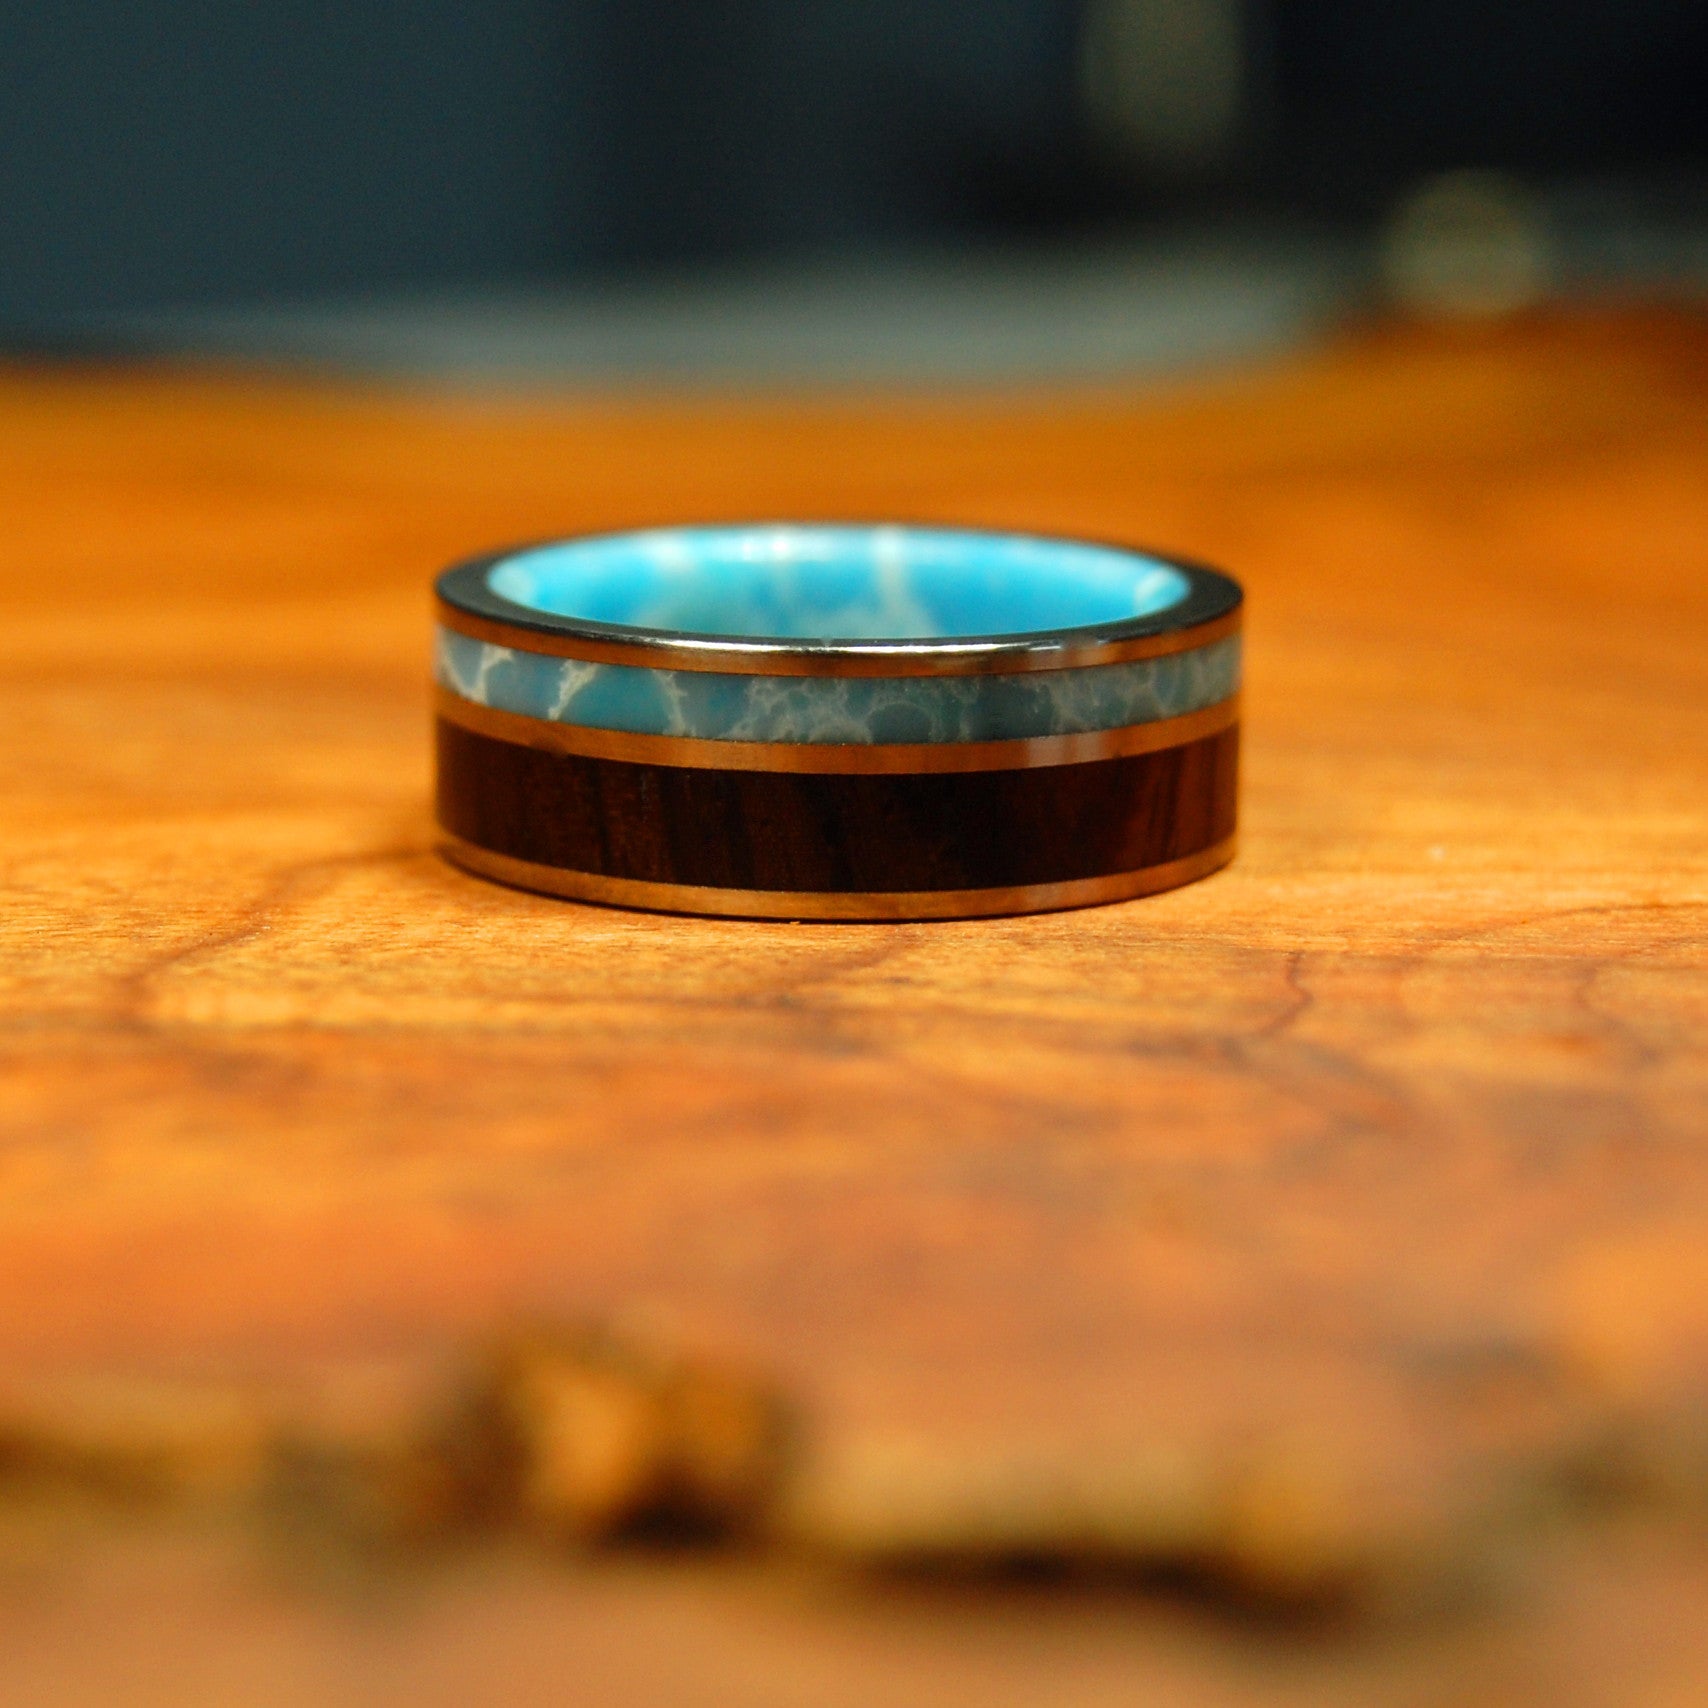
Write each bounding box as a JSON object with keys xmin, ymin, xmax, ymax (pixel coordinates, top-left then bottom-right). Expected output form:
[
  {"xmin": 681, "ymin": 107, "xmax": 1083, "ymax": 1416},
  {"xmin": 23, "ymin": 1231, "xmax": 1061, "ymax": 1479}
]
[{"xmin": 434, "ymin": 524, "xmax": 1241, "ymax": 920}]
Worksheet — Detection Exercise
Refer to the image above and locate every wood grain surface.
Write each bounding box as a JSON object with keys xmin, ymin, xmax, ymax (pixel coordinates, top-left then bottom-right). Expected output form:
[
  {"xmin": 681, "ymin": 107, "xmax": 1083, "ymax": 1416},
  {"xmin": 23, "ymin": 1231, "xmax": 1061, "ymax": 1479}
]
[{"xmin": 1, "ymin": 310, "xmax": 1706, "ymax": 1703}]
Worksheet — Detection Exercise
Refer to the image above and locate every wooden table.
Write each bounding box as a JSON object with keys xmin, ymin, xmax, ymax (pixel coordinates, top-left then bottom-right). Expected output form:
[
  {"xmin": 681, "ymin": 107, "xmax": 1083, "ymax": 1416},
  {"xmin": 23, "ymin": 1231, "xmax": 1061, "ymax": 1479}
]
[{"xmin": 2, "ymin": 310, "xmax": 1706, "ymax": 1705}]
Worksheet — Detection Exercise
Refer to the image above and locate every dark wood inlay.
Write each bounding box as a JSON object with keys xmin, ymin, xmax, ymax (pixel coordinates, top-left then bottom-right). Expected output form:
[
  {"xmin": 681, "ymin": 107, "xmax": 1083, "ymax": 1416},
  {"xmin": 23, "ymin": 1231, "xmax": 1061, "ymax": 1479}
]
[{"xmin": 436, "ymin": 720, "xmax": 1238, "ymax": 895}]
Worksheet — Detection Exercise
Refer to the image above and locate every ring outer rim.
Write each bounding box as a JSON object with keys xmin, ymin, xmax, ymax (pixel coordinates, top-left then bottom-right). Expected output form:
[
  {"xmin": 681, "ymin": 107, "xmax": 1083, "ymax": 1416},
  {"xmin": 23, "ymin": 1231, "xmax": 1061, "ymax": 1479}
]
[{"xmin": 434, "ymin": 528, "xmax": 1243, "ymax": 678}]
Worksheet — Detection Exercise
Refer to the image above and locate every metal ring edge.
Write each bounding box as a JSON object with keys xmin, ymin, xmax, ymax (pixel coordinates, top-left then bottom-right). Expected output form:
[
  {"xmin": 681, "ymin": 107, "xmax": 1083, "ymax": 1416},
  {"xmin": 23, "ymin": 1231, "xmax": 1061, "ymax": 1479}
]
[
  {"xmin": 439, "ymin": 835, "xmax": 1238, "ymax": 921},
  {"xmin": 434, "ymin": 686, "xmax": 1242, "ymax": 774}
]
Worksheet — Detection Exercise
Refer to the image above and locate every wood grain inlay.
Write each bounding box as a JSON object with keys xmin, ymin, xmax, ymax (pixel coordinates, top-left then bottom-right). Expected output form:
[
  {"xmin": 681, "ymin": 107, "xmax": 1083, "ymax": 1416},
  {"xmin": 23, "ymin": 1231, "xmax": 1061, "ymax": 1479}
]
[{"xmin": 436, "ymin": 718, "xmax": 1239, "ymax": 894}]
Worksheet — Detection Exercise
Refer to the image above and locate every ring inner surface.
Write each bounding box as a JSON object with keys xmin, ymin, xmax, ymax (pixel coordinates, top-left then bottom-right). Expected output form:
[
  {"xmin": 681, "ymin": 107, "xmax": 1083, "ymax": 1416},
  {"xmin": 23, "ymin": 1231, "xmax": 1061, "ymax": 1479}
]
[{"xmin": 485, "ymin": 525, "xmax": 1192, "ymax": 642}]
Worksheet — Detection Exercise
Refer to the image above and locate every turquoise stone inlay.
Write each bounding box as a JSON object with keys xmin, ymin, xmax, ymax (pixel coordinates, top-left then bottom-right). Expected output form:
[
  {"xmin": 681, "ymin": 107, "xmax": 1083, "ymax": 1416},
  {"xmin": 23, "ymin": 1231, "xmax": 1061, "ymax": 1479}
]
[
  {"xmin": 437, "ymin": 627, "xmax": 1240, "ymax": 744},
  {"xmin": 487, "ymin": 526, "xmax": 1192, "ymax": 640}
]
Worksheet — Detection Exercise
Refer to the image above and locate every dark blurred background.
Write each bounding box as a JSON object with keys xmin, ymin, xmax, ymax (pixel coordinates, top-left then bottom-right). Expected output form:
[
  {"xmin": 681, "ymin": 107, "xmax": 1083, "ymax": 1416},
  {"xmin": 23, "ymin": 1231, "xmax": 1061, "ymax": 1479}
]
[{"xmin": 3, "ymin": 2, "xmax": 1705, "ymax": 378}]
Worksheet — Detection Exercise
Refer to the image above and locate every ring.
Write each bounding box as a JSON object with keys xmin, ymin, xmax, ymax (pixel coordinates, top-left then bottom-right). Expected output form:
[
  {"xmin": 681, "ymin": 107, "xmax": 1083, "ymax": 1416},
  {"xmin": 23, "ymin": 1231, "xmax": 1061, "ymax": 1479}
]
[{"xmin": 434, "ymin": 525, "xmax": 1241, "ymax": 920}]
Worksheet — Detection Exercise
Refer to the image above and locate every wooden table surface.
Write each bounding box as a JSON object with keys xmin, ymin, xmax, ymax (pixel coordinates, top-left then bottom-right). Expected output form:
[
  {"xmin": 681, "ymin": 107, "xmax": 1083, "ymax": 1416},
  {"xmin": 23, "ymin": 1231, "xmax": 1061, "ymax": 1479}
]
[{"xmin": 2, "ymin": 310, "xmax": 1706, "ymax": 1705}]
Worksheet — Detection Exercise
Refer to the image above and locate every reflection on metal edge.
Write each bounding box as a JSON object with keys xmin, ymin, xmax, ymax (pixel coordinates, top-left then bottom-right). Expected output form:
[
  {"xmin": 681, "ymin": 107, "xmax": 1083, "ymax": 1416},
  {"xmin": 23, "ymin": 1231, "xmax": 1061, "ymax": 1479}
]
[
  {"xmin": 434, "ymin": 601, "xmax": 1242, "ymax": 677},
  {"xmin": 434, "ymin": 689, "xmax": 1240, "ymax": 774},
  {"xmin": 439, "ymin": 834, "xmax": 1238, "ymax": 921}
]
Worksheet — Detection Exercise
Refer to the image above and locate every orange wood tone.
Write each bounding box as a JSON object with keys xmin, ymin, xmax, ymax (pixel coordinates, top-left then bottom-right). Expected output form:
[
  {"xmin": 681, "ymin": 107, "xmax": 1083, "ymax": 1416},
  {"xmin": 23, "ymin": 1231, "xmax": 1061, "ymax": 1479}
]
[{"xmin": 1, "ymin": 313, "xmax": 1705, "ymax": 1612}]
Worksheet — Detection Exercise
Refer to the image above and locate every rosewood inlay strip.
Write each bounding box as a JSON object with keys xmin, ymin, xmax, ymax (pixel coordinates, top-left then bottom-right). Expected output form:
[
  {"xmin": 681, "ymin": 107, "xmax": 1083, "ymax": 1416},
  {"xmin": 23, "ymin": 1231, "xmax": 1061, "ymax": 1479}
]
[{"xmin": 435, "ymin": 717, "xmax": 1239, "ymax": 899}]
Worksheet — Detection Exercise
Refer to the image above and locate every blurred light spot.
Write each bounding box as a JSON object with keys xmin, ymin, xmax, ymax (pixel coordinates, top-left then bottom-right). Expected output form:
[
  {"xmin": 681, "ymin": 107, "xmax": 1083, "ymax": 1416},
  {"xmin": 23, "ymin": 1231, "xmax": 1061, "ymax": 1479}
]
[
  {"xmin": 1080, "ymin": 0, "xmax": 1245, "ymax": 177},
  {"xmin": 1382, "ymin": 172, "xmax": 1551, "ymax": 320}
]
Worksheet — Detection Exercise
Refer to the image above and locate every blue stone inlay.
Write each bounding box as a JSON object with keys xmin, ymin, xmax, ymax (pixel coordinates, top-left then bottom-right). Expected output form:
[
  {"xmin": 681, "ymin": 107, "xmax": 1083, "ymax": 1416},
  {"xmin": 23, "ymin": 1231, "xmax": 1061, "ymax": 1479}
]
[
  {"xmin": 487, "ymin": 526, "xmax": 1191, "ymax": 641},
  {"xmin": 437, "ymin": 627, "xmax": 1240, "ymax": 744}
]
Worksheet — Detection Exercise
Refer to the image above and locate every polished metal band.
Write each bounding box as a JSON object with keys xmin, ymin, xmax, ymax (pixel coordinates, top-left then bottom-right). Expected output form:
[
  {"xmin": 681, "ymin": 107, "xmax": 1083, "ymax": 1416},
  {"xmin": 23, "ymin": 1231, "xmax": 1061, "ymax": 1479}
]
[
  {"xmin": 434, "ymin": 684, "xmax": 1241, "ymax": 775},
  {"xmin": 441, "ymin": 833, "xmax": 1238, "ymax": 922}
]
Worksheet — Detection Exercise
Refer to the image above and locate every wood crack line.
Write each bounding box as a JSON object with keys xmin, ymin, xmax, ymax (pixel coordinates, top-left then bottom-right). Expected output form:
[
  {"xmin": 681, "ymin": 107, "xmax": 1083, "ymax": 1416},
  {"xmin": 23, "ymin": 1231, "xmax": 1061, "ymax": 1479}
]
[{"xmin": 108, "ymin": 843, "xmax": 420, "ymax": 1028}]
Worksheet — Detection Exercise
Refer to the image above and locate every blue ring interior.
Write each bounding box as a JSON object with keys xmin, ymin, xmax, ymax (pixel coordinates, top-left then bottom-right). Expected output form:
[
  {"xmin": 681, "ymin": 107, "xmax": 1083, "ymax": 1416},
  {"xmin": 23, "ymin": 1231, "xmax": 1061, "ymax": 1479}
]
[{"xmin": 486, "ymin": 526, "xmax": 1192, "ymax": 643}]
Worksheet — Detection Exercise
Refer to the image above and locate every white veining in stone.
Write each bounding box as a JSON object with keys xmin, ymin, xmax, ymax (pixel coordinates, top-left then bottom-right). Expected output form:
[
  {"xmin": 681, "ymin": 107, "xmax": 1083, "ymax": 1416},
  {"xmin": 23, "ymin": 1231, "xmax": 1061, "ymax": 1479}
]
[{"xmin": 437, "ymin": 627, "xmax": 1239, "ymax": 744}]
